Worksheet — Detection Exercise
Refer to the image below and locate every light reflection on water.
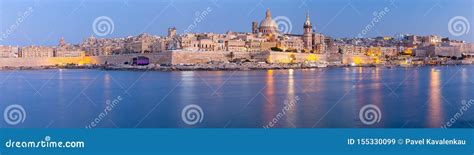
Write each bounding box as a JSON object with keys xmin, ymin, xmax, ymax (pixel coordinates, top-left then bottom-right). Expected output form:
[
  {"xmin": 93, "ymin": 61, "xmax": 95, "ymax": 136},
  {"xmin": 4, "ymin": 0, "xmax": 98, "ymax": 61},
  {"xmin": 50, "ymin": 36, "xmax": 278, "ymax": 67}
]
[
  {"xmin": 427, "ymin": 68, "xmax": 443, "ymax": 128},
  {"xmin": 263, "ymin": 70, "xmax": 275, "ymax": 126},
  {"xmin": 0, "ymin": 66, "xmax": 473, "ymax": 128}
]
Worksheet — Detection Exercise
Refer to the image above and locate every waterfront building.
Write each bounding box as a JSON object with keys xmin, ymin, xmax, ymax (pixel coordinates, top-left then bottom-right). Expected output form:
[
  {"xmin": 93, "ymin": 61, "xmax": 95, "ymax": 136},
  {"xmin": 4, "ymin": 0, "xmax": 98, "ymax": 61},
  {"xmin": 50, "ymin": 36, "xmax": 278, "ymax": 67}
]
[
  {"xmin": 81, "ymin": 36, "xmax": 126, "ymax": 56},
  {"xmin": 280, "ymin": 35, "xmax": 304, "ymax": 52},
  {"xmin": 414, "ymin": 45, "xmax": 462, "ymax": 58},
  {"xmin": 381, "ymin": 47, "xmax": 398, "ymax": 57},
  {"xmin": 179, "ymin": 34, "xmax": 198, "ymax": 51},
  {"xmin": 247, "ymin": 41, "xmax": 263, "ymax": 52},
  {"xmin": 463, "ymin": 43, "xmax": 474, "ymax": 61},
  {"xmin": 324, "ymin": 36, "xmax": 335, "ymax": 48},
  {"xmin": 226, "ymin": 40, "xmax": 247, "ymax": 52},
  {"xmin": 441, "ymin": 38, "xmax": 465, "ymax": 47},
  {"xmin": 403, "ymin": 34, "xmax": 422, "ymax": 47},
  {"xmin": 20, "ymin": 46, "xmax": 54, "ymax": 58},
  {"xmin": 81, "ymin": 36, "xmax": 100, "ymax": 56},
  {"xmin": 261, "ymin": 42, "xmax": 278, "ymax": 51},
  {"xmin": 0, "ymin": 46, "xmax": 19, "ymax": 58},
  {"xmin": 55, "ymin": 46, "xmax": 84, "ymax": 57},
  {"xmin": 152, "ymin": 38, "xmax": 169, "ymax": 52},
  {"xmin": 403, "ymin": 34, "xmax": 442, "ymax": 47},
  {"xmin": 196, "ymin": 39, "xmax": 217, "ymax": 51},
  {"xmin": 125, "ymin": 33, "xmax": 156, "ymax": 53},
  {"xmin": 55, "ymin": 38, "xmax": 85, "ymax": 57},
  {"xmin": 311, "ymin": 33, "xmax": 326, "ymax": 53},
  {"xmin": 421, "ymin": 35, "xmax": 442, "ymax": 46}
]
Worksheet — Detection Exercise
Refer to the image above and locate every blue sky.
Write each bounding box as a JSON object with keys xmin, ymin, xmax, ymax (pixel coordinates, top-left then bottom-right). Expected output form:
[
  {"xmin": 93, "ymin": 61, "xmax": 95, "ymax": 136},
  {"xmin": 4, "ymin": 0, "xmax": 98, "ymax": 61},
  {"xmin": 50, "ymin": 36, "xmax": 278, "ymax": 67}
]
[{"xmin": 0, "ymin": 0, "xmax": 473, "ymax": 46}]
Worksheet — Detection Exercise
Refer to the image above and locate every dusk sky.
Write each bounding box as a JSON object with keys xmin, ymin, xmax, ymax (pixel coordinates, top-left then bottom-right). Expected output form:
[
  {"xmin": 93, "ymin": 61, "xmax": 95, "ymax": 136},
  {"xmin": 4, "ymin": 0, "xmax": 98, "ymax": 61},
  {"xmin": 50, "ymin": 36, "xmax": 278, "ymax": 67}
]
[{"xmin": 0, "ymin": 0, "xmax": 473, "ymax": 46}]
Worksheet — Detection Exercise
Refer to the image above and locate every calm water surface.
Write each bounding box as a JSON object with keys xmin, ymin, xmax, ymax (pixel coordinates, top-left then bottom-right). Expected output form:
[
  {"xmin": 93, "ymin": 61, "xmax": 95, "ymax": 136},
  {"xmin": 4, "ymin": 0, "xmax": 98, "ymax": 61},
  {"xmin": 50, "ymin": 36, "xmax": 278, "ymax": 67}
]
[{"xmin": 0, "ymin": 66, "xmax": 473, "ymax": 128}]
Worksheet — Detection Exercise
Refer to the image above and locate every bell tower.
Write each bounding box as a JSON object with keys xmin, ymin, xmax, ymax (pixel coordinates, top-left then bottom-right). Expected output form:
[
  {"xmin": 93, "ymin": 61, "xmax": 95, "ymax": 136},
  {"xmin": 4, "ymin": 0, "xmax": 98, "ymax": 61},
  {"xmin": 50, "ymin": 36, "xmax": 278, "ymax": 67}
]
[{"xmin": 303, "ymin": 11, "xmax": 313, "ymax": 51}]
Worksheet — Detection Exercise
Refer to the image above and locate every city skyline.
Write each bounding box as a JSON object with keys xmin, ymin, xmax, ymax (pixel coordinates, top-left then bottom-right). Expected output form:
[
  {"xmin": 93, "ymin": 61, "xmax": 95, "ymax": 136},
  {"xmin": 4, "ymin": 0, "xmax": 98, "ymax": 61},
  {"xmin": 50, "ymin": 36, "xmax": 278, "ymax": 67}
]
[
  {"xmin": 1, "ymin": 1, "xmax": 474, "ymax": 155},
  {"xmin": 0, "ymin": 0, "xmax": 473, "ymax": 46}
]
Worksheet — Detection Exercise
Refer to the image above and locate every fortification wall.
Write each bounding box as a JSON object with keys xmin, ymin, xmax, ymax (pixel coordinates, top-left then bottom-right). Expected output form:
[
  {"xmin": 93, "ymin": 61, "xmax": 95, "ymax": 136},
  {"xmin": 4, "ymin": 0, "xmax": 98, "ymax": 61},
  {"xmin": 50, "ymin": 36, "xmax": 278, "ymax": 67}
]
[
  {"xmin": 267, "ymin": 52, "xmax": 326, "ymax": 63},
  {"xmin": 0, "ymin": 51, "xmax": 326, "ymax": 67},
  {"xmin": 0, "ymin": 53, "xmax": 172, "ymax": 67}
]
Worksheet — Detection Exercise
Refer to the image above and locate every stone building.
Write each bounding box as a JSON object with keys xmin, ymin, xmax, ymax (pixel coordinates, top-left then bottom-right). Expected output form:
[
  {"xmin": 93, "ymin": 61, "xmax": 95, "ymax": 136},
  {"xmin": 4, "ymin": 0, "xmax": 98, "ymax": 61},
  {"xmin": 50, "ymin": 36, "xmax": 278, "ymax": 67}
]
[
  {"xmin": 81, "ymin": 36, "xmax": 126, "ymax": 56},
  {"xmin": 125, "ymin": 33, "xmax": 156, "ymax": 53},
  {"xmin": 55, "ymin": 38, "xmax": 84, "ymax": 57},
  {"xmin": 20, "ymin": 46, "xmax": 54, "ymax": 58},
  {"xmin": 280, "ymin": 35, "xmax": 304, "ymax": 52},
  {"xmin": 0, "ymin": 46, "xmax": 19, "ymax": 58},
  {"xmin": 226, "ymin": 40, "xmax": 246, "ymax": 52},
  {"xmin": 55, "ymin": 46, "xmax": 84, "ymax": 57}
]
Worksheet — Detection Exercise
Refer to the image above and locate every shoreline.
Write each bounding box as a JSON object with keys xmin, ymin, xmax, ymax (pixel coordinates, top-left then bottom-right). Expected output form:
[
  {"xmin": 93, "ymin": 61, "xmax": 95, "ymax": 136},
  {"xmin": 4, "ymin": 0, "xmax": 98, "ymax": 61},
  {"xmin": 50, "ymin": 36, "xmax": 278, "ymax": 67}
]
[{"xmin": 0, "ymin": 62, "xmax": 471, "ymax": 72}]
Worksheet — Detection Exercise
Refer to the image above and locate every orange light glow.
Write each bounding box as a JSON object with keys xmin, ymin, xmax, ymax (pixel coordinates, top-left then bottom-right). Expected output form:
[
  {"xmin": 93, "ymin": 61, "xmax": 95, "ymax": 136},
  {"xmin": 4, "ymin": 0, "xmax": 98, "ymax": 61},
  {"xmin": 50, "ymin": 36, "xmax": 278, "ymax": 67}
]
[
  {"xmin": 353, "ymin": 57, "xmax": 362, "ymax": 65},
  {"xmin": 306, "ymin": 54, "xmax": 318, "ymax": 62}
]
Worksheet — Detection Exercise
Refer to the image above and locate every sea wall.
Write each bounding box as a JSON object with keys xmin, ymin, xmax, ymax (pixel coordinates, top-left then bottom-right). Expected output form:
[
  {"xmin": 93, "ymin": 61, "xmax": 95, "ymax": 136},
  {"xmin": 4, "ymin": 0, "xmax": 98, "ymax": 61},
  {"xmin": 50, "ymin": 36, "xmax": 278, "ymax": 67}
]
[
  {"xmin": 170, "ymin": 51, "xmax": 234, "ymax": 65},
  {"xmin": 0, "ymin": 56, "xmax": 95, "ymax": 67},
  {"xmin": 0, "ymin": 53, "xmax": 172, "ymax": 67},
  {"xmin": 0, "ymin": 51, "xmax": 326, "ymax": 67},
  {"xmin": 342, "ymin": 55, "xmax": 379, "ymax": 65},
  {"xmin": 267, "ymin": 52, "xmax": 326, "ymax": 64},
  {"xmin": 169, "ymin": 51, "xmax": 326, "ymax": 64}
]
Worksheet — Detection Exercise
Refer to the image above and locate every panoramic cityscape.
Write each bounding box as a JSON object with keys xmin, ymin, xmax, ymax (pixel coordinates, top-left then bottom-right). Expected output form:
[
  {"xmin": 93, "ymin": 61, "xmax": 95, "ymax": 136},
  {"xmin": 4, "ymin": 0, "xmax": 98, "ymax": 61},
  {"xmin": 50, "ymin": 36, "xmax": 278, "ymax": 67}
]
[
  {"xmin": 1, "ymin": 1, "xmax": 474, "ymax": 154},
  {"xmin": 0, "ymin": 0, "xmax": 473, "ymax": 129},
  {"xmin": 0, "ymin": 8, "xmax": 473, "ymax": 70}
]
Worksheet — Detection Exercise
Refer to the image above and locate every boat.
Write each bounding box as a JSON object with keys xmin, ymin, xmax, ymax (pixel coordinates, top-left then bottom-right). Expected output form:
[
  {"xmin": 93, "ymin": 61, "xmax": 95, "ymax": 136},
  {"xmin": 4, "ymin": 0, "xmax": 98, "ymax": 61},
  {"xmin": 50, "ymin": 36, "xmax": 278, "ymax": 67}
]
[
  {"xmin": 317, "ymin": 63, "xmax": 328, "ymax": 68},
  {"xmin": 400, "ymin": 63, "xmax": 413, "ymax": 68}
]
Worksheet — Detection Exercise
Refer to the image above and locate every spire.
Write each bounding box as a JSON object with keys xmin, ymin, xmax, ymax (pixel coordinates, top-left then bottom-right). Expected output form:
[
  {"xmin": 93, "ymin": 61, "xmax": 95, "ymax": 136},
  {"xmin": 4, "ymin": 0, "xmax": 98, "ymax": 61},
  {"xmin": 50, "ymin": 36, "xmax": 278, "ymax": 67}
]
[
  {"xmin": 306, "ymin": 11, "xmax": 310, "ymax": 21},
  {"xmin": 59, "ymin": 37, "xmax": 65, "ymax": 47},
  {"xmin": 304, "ymin": 11, "xmax": 311, "ymax": 26},
  {"xmin": 266, "ymin": 8, "xmax": 271, "ymax": 18},
  {"xmin": 303, "ymin": 10, "xmax": 313, "ymax": 35}
]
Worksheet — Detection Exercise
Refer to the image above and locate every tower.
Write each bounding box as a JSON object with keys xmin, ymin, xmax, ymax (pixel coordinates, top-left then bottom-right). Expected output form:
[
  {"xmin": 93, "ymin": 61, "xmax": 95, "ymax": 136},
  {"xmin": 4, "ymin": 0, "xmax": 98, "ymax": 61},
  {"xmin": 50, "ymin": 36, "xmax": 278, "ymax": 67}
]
[
  {"xmin": 303, "ymin": 11, "xmax": 313, "ymax": 51},
  {"xmin": 168, "ymin": 27, "xmax": 177, "ymax": 38},
  {"xmin": 59, "ymin": 37, "xmax": 66, "ymax": 47},
  {"xmin": 252, "ymin": 21, "xmax": 259, "ymax": 34}
]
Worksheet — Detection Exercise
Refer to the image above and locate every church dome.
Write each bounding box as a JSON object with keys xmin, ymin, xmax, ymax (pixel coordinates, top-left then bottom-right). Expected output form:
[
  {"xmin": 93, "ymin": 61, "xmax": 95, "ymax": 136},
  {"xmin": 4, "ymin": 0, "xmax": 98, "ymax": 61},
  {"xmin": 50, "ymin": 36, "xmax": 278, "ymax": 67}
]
[
  {"xmin": 259, "ymin": 9, "xmax": 279, "ymax": 35},
  {"xmin": 260, "ymin": 18, "xmax": 278, "ymax": 28},
  {"xmin": 260, "ymin": 12, "xmax": 277, "ymax": 28}
]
